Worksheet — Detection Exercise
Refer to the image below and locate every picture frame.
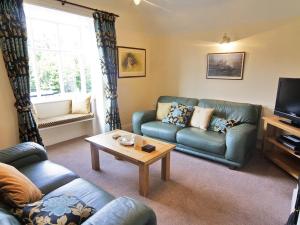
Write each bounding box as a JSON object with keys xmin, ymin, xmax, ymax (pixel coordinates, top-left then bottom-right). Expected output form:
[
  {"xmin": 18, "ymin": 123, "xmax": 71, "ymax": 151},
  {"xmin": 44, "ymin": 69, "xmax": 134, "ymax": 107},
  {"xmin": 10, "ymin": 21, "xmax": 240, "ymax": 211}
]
[
  {"xmin": 206, "ymin": 52, "xmax": 245, "ymax": 80},
  {"xmin": 117, "ymin": 46, "xmax": 146, "ymax": 78}
]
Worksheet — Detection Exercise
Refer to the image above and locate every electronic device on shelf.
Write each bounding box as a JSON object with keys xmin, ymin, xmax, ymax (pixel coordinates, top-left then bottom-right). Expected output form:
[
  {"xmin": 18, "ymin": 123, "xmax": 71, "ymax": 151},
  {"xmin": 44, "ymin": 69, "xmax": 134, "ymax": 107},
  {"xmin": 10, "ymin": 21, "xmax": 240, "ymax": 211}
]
[
  {"xmin": 277, "ymin": 135, "xmax": 300, "ymax": 151},
  {"xmin": 274, "ymin": 78, "xmax": 300, "ymax": 128}
]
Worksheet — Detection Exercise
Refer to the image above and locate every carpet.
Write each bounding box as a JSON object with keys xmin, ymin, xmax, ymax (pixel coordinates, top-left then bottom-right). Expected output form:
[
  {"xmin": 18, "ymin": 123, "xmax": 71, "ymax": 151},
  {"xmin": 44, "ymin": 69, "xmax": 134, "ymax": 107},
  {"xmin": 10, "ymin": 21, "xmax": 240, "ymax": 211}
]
[{"xmin": 47, "ymin": 137, "xmax": 296, "ymax": 225}]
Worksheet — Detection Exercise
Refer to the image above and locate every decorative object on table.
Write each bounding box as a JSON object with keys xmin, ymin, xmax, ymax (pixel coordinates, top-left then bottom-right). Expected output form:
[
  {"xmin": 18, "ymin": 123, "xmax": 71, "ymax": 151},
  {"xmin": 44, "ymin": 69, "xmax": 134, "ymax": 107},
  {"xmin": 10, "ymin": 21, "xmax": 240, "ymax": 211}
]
[
  {"xmin": 12, "ymin": 195, "xmax": 95, "ymax": 225},
  {"xmin": 117, "ymin": 46, "xmax": 146, "ymax": 78},
  {"xmin": 162, "ymin": 102, "xmax": 194, "ymax": 127},
  {"xmin": 134, "ymin": 135, "xmax": 144, "ymax": 149},
  {"xmin": 190, "ymin": 106, "xmax": 214, "ymax": 130},
  {"xmin": 209, "ymin": 116, "xmax": 239, "ymax": 133},
  {"xmin": 206, "ymin": 52, "xmax": 245, "ymax": 80},
  {"xmin": 142, "ymin": 144, "xmax": 156, "ymax": 153},
  {"xmin": 118, "ymin": 135, "xmax": 135, "ymax": 146},
  {"xmin": 112, "ymin": 133, "xmax": 121, "ymax": 140}
]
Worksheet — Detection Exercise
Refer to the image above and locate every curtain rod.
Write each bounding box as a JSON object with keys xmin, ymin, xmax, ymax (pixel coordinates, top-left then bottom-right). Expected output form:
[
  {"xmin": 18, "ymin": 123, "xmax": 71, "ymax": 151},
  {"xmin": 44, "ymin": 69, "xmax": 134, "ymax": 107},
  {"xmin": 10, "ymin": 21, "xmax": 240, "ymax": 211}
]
[{"xmin": 54, "ymin": 0, "xmax": 119, "ymax": 17}]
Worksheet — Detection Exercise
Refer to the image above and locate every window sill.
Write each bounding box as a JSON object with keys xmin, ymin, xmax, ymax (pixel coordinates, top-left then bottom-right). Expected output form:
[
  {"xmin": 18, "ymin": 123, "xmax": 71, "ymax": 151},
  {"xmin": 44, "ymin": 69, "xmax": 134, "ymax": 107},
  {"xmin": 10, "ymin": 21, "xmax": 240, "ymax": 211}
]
[{"xmin": 31, "ymin": 95, "xmax": 73, "ymax": 105}]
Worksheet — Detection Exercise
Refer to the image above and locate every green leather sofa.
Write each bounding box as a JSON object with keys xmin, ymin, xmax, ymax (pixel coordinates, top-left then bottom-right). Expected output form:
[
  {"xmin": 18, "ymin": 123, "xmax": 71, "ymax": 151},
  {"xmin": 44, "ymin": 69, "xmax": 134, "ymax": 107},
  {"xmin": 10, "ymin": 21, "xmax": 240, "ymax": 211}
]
[
  {"xmin": 0, "ymin": 142, "xmax": 156, "ymax": 225},
  {"xmin": 133, "ymin": 96, "xmax": 262, "ymax": 169}
]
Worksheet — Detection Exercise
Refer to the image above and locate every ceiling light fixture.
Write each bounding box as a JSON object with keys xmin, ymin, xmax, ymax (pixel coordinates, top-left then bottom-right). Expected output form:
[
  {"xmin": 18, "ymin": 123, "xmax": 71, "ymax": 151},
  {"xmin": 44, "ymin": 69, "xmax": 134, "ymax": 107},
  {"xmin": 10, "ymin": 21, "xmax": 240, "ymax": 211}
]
[
  {"xmin": 133, "ymin": 0, "xmax": 142, "ymax": 5},
  {"xmin": 220, "ymin": 33, "xmax": 231, "ymax": 44}
]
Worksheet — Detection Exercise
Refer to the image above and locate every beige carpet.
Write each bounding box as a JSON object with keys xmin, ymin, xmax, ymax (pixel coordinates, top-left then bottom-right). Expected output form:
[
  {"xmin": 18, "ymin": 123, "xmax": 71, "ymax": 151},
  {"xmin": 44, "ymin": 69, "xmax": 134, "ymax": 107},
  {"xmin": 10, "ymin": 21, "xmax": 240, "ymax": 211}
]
[{"xmin": 47, "ymin": 137, "xmax": 296, "ymax": 225}]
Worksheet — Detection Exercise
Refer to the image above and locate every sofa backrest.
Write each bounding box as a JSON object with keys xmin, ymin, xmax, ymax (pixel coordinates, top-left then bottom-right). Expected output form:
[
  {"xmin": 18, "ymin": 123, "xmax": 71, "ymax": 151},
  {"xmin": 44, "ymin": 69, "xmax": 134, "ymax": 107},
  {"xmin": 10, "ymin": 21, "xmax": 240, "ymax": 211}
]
[
  {"xmin": 157, "ymin": 96, "xmax": 199, "ymax": 107},
  {"xmin": 198, "ymin": 99, "xmax": 262, "ymax": 125}
]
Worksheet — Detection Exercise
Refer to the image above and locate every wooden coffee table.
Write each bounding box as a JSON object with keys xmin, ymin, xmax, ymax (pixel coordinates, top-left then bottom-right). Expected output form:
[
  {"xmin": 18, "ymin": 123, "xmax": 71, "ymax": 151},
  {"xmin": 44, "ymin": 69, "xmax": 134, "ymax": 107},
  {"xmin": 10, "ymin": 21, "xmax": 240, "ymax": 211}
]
[{"xmin": 85, "ymin": 130, "xmax": 175, "ymax": 196}]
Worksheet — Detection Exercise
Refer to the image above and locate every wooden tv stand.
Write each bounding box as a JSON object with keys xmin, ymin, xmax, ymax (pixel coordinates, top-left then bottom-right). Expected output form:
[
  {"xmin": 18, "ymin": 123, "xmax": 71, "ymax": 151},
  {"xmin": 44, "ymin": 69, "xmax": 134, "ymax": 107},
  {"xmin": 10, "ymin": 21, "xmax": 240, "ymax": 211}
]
[{"xmin": 262, "ymin": 116, "xmax": 300, "ymax": 179}]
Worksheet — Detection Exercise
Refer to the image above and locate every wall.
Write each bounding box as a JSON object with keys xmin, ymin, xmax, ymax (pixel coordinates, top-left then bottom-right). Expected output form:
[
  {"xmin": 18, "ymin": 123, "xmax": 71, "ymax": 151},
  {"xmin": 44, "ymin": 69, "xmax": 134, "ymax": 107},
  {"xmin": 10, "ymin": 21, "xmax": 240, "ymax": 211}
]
[
  {"xmin": 157, "ymin": 18, "xmax": 300, "ymax": 118},
  {"xmin": 0, "ymin": 52, "xmax": 19, "ymax": 148},
  {"xmin": 0, "ymin": 0, "xmax": 161, "ymax": 148}
]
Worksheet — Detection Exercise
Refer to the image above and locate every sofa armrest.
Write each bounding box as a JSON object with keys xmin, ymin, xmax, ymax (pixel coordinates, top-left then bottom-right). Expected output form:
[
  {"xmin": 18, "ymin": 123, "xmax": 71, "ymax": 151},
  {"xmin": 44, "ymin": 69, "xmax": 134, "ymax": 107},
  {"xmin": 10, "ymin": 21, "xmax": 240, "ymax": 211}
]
[
  {"xmin": 0, "ymin": 142, "xmax": 48, "ymax": 168},
  {"xmin": 0, "ymin": 209, "xmax": 21, "ymax": 225},
  {"xmin": 225, "ymin": 123, "xmax": 257, "ymax": 167},
  {"xmin": 132, "ymin": 110, "xmax": 156, "ymax": 135},
  {"xmin": 82, "ymin": 197, "xmax": 156, "ymax": 225}
]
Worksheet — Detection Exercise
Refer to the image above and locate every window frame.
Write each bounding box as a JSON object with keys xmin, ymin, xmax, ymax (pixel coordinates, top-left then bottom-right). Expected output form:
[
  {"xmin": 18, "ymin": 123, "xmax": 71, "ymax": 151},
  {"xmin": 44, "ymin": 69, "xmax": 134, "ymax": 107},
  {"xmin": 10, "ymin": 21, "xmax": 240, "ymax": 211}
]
[{"xmin": 26, "ymin": 11, "xmax": 94, "ymax": 102}]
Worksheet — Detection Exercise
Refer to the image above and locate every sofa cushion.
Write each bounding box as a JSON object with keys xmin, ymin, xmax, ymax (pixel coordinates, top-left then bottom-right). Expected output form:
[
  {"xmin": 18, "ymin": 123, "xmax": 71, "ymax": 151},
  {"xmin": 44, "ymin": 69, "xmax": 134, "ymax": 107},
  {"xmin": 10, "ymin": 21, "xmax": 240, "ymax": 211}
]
[
  {"xmin": 190, "ymin": 106, "xmax": 214, "ymax": 130},
  {"xmin": 141, "ymin": 121, "xmax": 182, "ymax": 142},
  {"xmin": 72, "ymin": 95, "xmax": 91, "ymax": 114},
  {"xmin": 198, "ymin": 99, "xmax": 261, "ymax": 124},
  {"xmin": 162, "ymin": 103, "xmax": 194, "ymax": 127},
  {"xmin": 38, "ymin": 113, "xmax": 94, "ymax": 129},
  {"xmin": 45, "ymin": 178, "xmax": 114, "ymax": 211},
  {"xmin": 209, "ymin": 116, "xmax": 239, "ymax": 133},
  {"xmin": 13, "ymin": 194, "xmax": 95, "ymax": 225},
  {"xmin": 176, "ymin": 128, "xmax": 226, "ymax": 155},
  {"xmin": 156, "ymin": 102, "xmax": 172, "ymax": 120},
  {"xmin": 19, "ymin": 160, "xmax": 79, "ymax": 195},
  {"xmin": 0, "ymin": 163, "xmax": 42, "ymax": 207}
]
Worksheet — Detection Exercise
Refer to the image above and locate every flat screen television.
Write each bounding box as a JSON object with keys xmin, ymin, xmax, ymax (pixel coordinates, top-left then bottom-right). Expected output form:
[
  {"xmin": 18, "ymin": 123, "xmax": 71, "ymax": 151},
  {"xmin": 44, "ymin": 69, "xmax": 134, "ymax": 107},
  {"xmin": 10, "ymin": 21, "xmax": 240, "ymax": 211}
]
[{"xmin": 274, "ymin": 78, "xmax": 300, "ymax": 127}]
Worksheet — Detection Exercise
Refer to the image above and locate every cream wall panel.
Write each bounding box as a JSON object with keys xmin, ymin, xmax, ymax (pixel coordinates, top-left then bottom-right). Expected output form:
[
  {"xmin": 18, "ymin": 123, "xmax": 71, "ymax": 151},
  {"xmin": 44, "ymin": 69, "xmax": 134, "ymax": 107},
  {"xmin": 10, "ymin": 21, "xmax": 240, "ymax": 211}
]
[{"xmin": 0, "ymin": 52, "xmax": 19, "ymax": 149}]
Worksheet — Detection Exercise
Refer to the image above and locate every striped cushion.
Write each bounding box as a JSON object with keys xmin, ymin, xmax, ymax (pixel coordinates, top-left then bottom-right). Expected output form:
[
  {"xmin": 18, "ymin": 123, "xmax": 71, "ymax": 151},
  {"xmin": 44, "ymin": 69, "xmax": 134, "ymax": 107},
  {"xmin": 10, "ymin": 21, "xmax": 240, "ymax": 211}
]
[{"xmin": 38, "ymin": 113, "xmax": 94, "ymax": 129}]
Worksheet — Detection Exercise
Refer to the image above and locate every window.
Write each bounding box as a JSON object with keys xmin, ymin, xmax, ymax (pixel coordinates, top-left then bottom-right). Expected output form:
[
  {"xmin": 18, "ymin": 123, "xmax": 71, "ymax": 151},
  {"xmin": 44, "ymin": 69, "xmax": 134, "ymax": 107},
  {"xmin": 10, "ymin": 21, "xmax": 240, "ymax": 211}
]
[{"xmin": 24, "ymin": 4, "xmax": 98, "ymax": 100}]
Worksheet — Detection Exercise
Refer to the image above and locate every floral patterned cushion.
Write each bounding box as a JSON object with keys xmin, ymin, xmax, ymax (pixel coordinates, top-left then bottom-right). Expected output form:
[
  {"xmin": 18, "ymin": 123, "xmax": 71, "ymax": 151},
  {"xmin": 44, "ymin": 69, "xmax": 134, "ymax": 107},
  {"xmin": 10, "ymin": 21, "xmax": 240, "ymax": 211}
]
[
  {"xmin": 12, "ymin": 195, "xmax": 95, "ymax": 225},
  {"xmin": 162, "ymin": 102, "xmax": 194, "ymax": 127},
  {"xmin": 208, "ymin": 116, "xmax": 239, "ymax": 133}
]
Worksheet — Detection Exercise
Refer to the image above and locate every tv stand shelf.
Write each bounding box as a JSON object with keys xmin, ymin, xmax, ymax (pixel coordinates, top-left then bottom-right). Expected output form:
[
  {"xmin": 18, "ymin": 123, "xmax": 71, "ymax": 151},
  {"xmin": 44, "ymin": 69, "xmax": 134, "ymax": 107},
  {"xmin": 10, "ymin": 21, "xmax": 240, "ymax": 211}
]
[{"xmin": 263, "ymin": 116, "xmax": 300, "ymax": 179}]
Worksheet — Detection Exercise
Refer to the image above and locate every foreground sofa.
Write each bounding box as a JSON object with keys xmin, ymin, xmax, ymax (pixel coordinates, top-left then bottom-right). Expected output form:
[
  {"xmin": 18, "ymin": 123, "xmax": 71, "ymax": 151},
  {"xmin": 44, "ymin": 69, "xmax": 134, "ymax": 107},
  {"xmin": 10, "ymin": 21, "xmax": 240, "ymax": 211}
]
[
  {"xmin": 133, "ymin": 96, "xmax": 262, "ymax": 169},
  {"xmin": 0, "ymin": 142, "xmax": 156, "ymax": 225}
]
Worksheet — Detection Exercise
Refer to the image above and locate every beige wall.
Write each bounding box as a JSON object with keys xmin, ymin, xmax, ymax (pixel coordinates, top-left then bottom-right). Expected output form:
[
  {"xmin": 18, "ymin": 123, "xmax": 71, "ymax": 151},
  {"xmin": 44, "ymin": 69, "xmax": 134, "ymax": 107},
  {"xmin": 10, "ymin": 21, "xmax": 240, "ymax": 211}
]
[
  {"xmin": 0, "ymin": 52, "xmax": 19, "ymax": 148},
  {"xmin": 157, "ymin": 18, "xmax": 300, "ymax": 117},
  {"xmin": 0, "ymin": 0, "xmax": 160, "ymax": 148},
  {"xmin": 1, "ymin": 1, "xmax": 299, "ymax": 148}
]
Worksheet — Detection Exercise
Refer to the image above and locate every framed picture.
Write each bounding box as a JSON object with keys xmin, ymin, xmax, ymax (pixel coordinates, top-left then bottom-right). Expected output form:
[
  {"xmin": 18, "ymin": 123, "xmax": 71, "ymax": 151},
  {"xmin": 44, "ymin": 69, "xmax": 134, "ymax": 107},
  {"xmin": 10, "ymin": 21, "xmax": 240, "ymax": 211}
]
[
  {"xmin": 206, "ymin": 52, "xmax": 245, "ymax": 80},
  {"xmin": 117, "ymin": 46, "xmax": 146, "ymax": 78}
]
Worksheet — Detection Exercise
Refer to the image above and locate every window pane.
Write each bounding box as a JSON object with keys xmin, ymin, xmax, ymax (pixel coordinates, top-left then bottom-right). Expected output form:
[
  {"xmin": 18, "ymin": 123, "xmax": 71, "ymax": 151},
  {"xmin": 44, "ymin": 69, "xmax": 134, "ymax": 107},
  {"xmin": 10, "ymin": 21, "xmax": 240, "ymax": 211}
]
[
  {"xmin": 32, "ymin": 20, "xmax": 58, "ymax": 50},
  {"xmin": 59, "ymin": 25, "xmax": 81, "ymax": 51},
  {"xmin": 28, "ymin": 49, "xmax": 37, "ymax": 96},
  {"xmin": 61, "ymin": 54, "xmax": 81, "ymax": 93},
  {"xmin": 85, "ymin": 66, "xmax": 92, "ymax": 93},
  {"xmin": 35, "ymin": 51, "xmax": 60, "ymax": 96}
]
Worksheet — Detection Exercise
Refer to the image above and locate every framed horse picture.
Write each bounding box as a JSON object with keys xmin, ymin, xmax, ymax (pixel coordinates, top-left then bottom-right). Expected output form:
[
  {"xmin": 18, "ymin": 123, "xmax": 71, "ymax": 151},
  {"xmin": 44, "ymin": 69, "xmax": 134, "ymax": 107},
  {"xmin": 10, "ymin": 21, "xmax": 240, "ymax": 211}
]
[{"xmin": 117, "ymin": 46, "xmax": 146, "ymax": 78}]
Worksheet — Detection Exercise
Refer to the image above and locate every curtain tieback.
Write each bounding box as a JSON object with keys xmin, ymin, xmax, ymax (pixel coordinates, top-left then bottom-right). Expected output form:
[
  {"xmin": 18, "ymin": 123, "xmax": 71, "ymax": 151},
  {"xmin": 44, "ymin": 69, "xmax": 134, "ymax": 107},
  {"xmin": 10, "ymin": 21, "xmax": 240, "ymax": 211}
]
[
  {"xmin": 105, "ymin": 90, "xmax": 118, "ymax": 100},
  {"xmin": 15, "ymin": 103, "xmax": 32, "ymax": 112}
]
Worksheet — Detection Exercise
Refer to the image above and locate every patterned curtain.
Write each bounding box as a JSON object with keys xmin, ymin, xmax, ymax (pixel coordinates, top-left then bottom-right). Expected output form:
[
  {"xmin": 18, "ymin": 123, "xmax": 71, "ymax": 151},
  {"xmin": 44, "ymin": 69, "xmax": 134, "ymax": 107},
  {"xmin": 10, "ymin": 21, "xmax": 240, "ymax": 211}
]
[
  {"xmin": 93, "ymin": 11, "xmax": 121, "ymax": 131},
  {"xmin": 0, "ymin": 0, "xmax": 43, "ymax": 145}
]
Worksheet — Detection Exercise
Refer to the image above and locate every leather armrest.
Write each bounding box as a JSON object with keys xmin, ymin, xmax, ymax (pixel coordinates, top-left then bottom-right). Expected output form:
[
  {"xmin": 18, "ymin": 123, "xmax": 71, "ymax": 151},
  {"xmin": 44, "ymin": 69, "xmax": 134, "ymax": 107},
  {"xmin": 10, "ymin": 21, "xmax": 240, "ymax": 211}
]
[
  {"xmin": 132, "ymin": 110, "xmax": 156, "ymax": 135},
  {"xmin": 0, "ymin": 209, "xmax": 21, "ymax": 225},
  {"xmin": 0, "ymin": 142, "xmax": 48, "ymax": 168},
  {"xmin": 225, "ymin": 123, "xmax": 257, "ymax": 167},
  {"xmin": 82, "ymin": 197, "xmax": 157, "ymax": 225}
]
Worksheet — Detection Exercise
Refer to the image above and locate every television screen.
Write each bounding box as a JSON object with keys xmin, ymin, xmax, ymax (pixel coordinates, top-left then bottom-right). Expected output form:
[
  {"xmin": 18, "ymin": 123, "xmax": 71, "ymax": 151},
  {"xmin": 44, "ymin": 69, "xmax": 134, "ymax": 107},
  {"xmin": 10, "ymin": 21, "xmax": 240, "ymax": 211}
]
[{"xmin": 275, "ymin": 78, "xmax": 300, "ymax": 124}]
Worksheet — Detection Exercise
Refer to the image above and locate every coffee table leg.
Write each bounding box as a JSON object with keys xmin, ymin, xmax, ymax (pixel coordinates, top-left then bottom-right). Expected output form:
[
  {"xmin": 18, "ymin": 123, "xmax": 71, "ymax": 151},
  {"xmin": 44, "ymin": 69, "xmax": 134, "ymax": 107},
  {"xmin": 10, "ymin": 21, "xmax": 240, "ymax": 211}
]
[
  {"xmin": 139, "ymin": 164, "xmax": 149, "ymax": 197},
  {"xmin": 161, "ymin": 153, "xmax": 170, "ymax": 181},
  {"xmin": 90, "ymin": 144, "xmax": 100, "ymax": 171}
]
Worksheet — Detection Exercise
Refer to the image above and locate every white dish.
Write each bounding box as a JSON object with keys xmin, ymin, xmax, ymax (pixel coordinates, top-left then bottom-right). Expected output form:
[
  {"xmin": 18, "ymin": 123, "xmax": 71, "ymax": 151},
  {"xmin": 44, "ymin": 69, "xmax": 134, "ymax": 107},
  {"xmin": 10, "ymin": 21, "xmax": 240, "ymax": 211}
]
[{"xmin": 118, "ymin": 135, "xmax": 135, "ymax": 146}]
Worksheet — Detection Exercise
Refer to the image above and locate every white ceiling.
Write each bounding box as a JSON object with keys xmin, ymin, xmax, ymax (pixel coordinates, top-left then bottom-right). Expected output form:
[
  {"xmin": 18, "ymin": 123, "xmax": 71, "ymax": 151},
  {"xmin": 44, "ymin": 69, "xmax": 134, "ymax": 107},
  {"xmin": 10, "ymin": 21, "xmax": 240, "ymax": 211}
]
[
  {"xmin": 47, "ymin": 0, "xmax": 300, "ymax": 41},
  {"xmin": 108, "ymin": 0, "xmax": 300, "ymax": 40}
]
